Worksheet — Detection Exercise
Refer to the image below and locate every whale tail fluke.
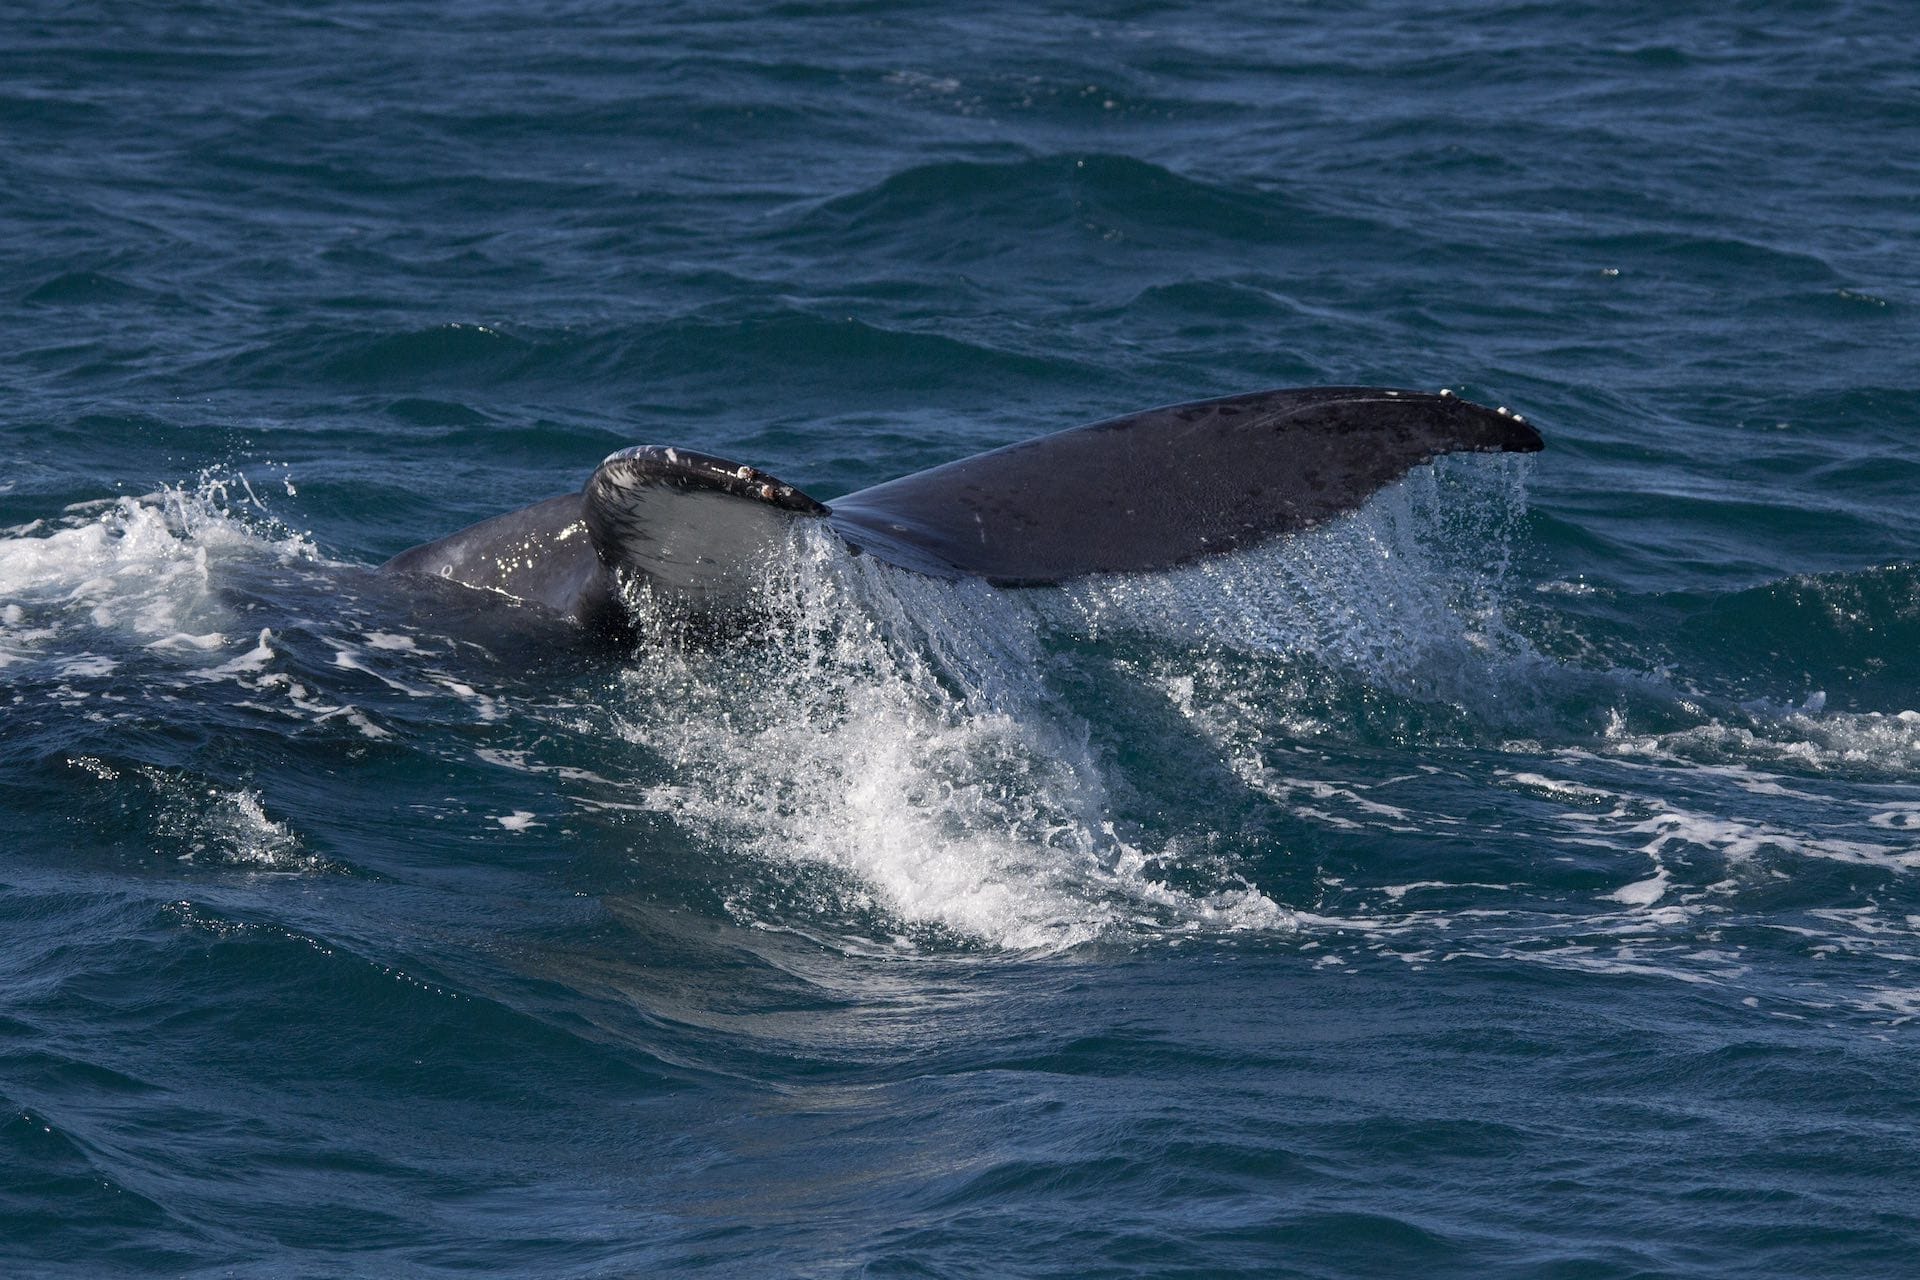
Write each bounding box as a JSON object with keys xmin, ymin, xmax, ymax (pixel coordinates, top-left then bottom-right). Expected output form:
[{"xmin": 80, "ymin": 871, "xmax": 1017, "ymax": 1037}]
[
  {"xmin": 824, "ymin": 387, "xmax": 1542, "ymax": 585},
  {"xmin": 582, "ymin": 445, "xmax": 831, "ymax": 620},
  {"xmin": 589, "ymin": 388, "xmax": 1542, "ymax": 612},
  {"xmin": 388, "ymin": 386, "xmax": 1543, "ymax": 626}
]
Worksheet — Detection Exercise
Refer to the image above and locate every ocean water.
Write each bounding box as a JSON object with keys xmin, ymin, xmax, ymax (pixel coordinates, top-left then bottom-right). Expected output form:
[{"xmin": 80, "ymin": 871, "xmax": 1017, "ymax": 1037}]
[{"xmin": 4, "ymin": 1, "xmax": 1918, "ymax": 1275}]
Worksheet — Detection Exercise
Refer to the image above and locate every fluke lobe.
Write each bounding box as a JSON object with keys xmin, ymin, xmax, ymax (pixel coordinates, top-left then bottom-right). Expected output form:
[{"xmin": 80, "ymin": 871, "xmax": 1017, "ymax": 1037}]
[{"xmin": 380, "ymin": 386, "xmax": 1544, "ymax": 633}]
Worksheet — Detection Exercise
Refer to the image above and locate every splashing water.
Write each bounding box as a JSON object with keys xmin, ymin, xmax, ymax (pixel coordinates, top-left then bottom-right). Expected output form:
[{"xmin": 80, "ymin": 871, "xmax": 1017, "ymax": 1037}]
[
  {"xmin": 600, "ymin": 524, "xmax": 1293, "ymax": 952},
  {"xmin": 0, "ymin": 471, "xmax": 320, "ymax": 669},
  {"xmin": 589, "ymin": 457, "xmax": 1543, "ymax": 953},
  {"xmin": 9, "ymin": 454, "xmax": 1914, "ymax": 990}
]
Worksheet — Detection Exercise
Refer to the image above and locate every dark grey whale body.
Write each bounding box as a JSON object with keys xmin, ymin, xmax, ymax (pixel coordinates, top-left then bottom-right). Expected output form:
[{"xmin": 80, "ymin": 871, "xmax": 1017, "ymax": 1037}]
[{"xmin": 382, "ymin": 387, "xmax": 1543, "ymax": 632}]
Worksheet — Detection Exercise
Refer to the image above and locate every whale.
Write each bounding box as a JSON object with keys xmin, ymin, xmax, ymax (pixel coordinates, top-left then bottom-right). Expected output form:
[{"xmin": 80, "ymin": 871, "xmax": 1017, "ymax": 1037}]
[{"xmin": 381, "ymin": 386, "xmax": 1543, "ymax": 635}]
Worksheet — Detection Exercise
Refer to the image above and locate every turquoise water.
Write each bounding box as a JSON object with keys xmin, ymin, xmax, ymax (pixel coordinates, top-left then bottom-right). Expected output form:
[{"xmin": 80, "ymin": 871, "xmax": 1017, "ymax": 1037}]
[{"xmin": 4, "ymin": 2, "xmax": 1919, "ymax": 1275}]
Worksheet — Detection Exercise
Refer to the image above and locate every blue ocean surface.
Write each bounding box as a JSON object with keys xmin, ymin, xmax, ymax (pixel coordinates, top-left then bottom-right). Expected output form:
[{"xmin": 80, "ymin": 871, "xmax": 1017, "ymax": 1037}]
[{"xmin": 4, "ymin": 2, "xmax": 1918, "ymax": 1275}]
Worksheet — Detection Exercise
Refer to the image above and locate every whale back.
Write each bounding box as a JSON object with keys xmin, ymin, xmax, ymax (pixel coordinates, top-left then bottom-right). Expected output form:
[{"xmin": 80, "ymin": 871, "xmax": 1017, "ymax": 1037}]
[
  {"xmin": 379, "ymin": 492, "xmax": 614, "ymax": 624},
  {"xmin": 825, "ymin": 387, "xmax": 1543, "ymax": 584}
]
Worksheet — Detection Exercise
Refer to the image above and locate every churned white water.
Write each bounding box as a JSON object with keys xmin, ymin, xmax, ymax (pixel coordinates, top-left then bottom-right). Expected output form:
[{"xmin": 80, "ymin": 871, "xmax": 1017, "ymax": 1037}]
[{"xmin": 7, "ymin": 459, "xmax": 1916, "ymax": 990}]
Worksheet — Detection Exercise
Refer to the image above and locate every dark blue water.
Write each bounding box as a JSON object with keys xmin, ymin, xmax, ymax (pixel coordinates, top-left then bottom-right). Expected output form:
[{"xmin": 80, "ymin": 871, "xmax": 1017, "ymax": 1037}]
[{"xmin": 5, "ymin": 3, "xmax": 1919, "ymax": 1275}]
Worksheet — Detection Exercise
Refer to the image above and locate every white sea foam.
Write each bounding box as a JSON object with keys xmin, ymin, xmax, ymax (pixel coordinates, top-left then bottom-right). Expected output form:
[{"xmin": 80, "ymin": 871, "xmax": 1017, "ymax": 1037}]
[
  {"xmin": 1608, "ymin": 869, "xmax": 1672, "ymax": 906},
  {"xmin": 1503, "ymin": 772, "xmax": 1616, "ymax": 805},
  {"xmin": 1522, "ymin": 745, "xmax": 1920, "ymax": 897},
  {"xmin": 0, "ymin": 478, "xmax": 412, "ymax": 740},
  {"xmin": 0, "ymin": 475, "xmax": 312, "ymax": 686},
  {"xmin": 604, "ymin": 525, "xmax": 1299, "ymax": 952},
  {"xmin": 1601, "ymin": 706, "xmax": 1920, "ymax": 778},
  {"xmin": 0, "ymin": 475, "xmax": 316, "ymax": 651},
  {"xmin": 142, "ymin": 772, "xmax": 313, "ymax": 870}
]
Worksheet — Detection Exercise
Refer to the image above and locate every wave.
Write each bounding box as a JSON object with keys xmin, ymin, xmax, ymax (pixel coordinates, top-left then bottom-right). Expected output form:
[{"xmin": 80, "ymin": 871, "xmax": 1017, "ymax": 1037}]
[
  {"xmin": 788, "ymin": 152, "xmax": 1385, "ymax": 264},
  {"xmin": 189, "ymin": 308, "xmax": 1081, "ymax": 408}
]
